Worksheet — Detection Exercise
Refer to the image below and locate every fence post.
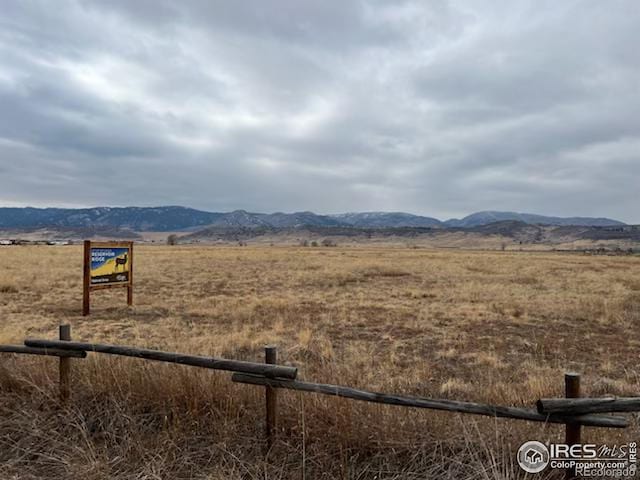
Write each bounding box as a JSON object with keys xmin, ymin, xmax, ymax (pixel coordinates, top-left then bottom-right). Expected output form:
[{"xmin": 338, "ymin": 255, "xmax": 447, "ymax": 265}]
[
  {"xmin": 59, "ymin": 324, "xmax": 72, "ymax": 403},
  {"xmin": 565, "ymin": 372, "xmax": 581, "ymax": 480},
  {"xmin": 127, "ymin": 240, "xmax": 133, "ymax": 306},
  {"xmin": 82, "ymin": 240, "xmax": 90, "ymax": 316},
  {"xmin": 265, "ymin": 345, "xmax": 278, "ymax": 450}
]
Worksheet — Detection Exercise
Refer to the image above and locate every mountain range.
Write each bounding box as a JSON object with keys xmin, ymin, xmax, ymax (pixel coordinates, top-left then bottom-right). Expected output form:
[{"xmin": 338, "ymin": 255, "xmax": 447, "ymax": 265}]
[{"xmin": 0, "ymin": 206, "xmax": 625, "ymax": 232}]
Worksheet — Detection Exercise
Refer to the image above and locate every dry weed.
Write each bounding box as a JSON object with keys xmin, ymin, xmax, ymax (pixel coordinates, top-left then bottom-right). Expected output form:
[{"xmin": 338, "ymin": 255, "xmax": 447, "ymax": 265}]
[{"xmin": 0, "ymin": 245, "xmax": 638, "ymax": 478}]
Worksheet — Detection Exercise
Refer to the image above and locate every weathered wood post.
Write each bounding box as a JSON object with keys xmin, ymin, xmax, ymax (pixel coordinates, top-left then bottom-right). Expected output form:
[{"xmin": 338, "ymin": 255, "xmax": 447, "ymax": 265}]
[
  {"xmin": 82, "ymin": 241, "xmax": 90, "ymax": 316},
  {"xmin": 59, "ymin": 324, "xmax": 72, "ymax": 402},
  {"xmin": 265, "ymin": 345, "xmax": 278, "ymax": 450},
  {"xmin": 565, "ymin": 372, "xmax": 581, "ymax": 480},
  {"xmin": 127, "ymin": 241, "xmax": 133, "ymax": 306}
]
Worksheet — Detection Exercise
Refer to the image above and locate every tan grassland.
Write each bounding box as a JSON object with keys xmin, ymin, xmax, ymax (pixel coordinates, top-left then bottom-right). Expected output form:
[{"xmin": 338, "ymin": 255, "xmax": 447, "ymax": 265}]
[{"xmin": 0, "ymin": 245, "xmax": 638, "ymax": 479}]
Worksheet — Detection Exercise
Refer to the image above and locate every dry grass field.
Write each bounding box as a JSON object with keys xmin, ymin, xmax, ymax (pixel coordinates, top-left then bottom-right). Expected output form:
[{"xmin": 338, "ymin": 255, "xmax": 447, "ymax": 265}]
[{"xmin": 0, "ymin": 245, "xmax": 638, "ymax": 479}]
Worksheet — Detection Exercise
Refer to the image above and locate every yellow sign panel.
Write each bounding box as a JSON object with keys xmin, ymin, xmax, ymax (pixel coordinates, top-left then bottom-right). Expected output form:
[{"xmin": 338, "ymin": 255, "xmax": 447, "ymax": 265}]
[{"xmin": 90, "ymin": 247, "xmax": 130, "ymax": 285}]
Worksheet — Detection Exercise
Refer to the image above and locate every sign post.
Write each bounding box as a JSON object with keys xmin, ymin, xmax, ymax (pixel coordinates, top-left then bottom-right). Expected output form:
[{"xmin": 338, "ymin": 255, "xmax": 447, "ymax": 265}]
[{"xmin": 83, "ymin": 240, "xmax": 134, "ymax": 316}]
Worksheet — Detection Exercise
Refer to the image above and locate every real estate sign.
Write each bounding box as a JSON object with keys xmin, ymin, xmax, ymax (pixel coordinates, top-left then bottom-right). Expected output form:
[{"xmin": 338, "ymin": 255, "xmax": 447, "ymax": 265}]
[
  {"xmin": 90, "ymin": 247, "xmax": 130, "ymax": 285},
  {"xmin": 83, "ymin": 241, "xmax": 134, "ymax": 315}
]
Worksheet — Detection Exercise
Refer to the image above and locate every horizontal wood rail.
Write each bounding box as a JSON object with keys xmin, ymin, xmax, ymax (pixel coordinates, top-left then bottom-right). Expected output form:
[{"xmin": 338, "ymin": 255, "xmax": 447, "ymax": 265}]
[
  {"xmin": 0, "ymin": 345, "xmax": 86, "ymax": 358},
  {"xmin": 232, "ymin": 373, "xmax": 629, "ymax": 429},
  {"xmin": 24, "ymin": 339, "xmax": 297, "ymax": 379},
  {"xmin": 537, "ymin": 396, "xmax": 640, "ymax": 415},
  {"xmin": 5, "ymin": 329, "xmax": 636, "ymax": 472}
]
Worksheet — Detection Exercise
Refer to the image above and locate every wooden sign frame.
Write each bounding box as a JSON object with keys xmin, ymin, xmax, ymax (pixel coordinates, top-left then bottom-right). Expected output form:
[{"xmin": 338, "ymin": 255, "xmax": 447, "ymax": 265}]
[{"xmin": 83, "ymin": 240, "xmax": 134, "ymax": 316}]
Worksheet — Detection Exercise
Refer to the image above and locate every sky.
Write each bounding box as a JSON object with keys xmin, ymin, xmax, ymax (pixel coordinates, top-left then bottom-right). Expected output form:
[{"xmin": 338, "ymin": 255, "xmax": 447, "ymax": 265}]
[{"xmin": 0, "ymin": 1, "xmax": 638, "ymax": 222}]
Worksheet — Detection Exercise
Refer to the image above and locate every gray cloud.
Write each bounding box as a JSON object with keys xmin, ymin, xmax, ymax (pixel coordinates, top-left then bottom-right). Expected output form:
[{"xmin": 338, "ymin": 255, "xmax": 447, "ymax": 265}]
[{"xmin": 0, "ymin": 0, "xmax": 638, "ymax": 222}]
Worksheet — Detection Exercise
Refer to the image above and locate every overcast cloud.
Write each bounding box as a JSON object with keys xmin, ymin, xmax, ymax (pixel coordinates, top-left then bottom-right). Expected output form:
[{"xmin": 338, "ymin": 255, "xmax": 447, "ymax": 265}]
[{"xmin": 0, "ymin": 0, "xmax": 638, "ymax": 222}]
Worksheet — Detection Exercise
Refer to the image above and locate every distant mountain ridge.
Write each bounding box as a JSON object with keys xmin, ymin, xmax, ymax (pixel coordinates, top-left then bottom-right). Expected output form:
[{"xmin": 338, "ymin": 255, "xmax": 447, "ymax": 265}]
[
  {"xmin": 0, "ymin": 206, "xmax": 223, "ymax": 231},
  {"xmin": 444, "ymin": 211, "xmax": 625, "ymax": 228},
  {"xmin": 0, "ymin": 206, "xmax": 626, "ymax": 231},
  {"xmin": 331, "ymin": 212, "xmax": 442, "ymax": 228}
]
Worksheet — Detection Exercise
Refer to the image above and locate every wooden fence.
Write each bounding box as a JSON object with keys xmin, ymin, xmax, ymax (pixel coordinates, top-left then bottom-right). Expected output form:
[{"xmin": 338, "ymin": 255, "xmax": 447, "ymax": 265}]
[{"xmin": 2, "ymin": 325, "xmax": 638, "ymax": 479}]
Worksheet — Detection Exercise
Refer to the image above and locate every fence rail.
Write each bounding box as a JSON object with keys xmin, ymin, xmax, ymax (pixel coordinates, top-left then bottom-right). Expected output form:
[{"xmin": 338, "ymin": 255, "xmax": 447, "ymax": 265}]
[
  {"xmin": 538, "ymin": 397, "xmax": 640, "ymax": 415},
  {"xmin": 9, "ymin": 331, "xmax": 637, "ymax": 430},
  {"xmin": 0, "ymin": 345, "xmax": 85, "ymax": 358},
  {"xmin": 231, "ymin": 373, "xmax": 629, "ymax": 428},
  {"xmin": 1, "ymin": 325, "xmax": 639, "ymax": 480},
  {"xmin": 24, "ymin": 338, "xmax": 297, "ymax": 379}
]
